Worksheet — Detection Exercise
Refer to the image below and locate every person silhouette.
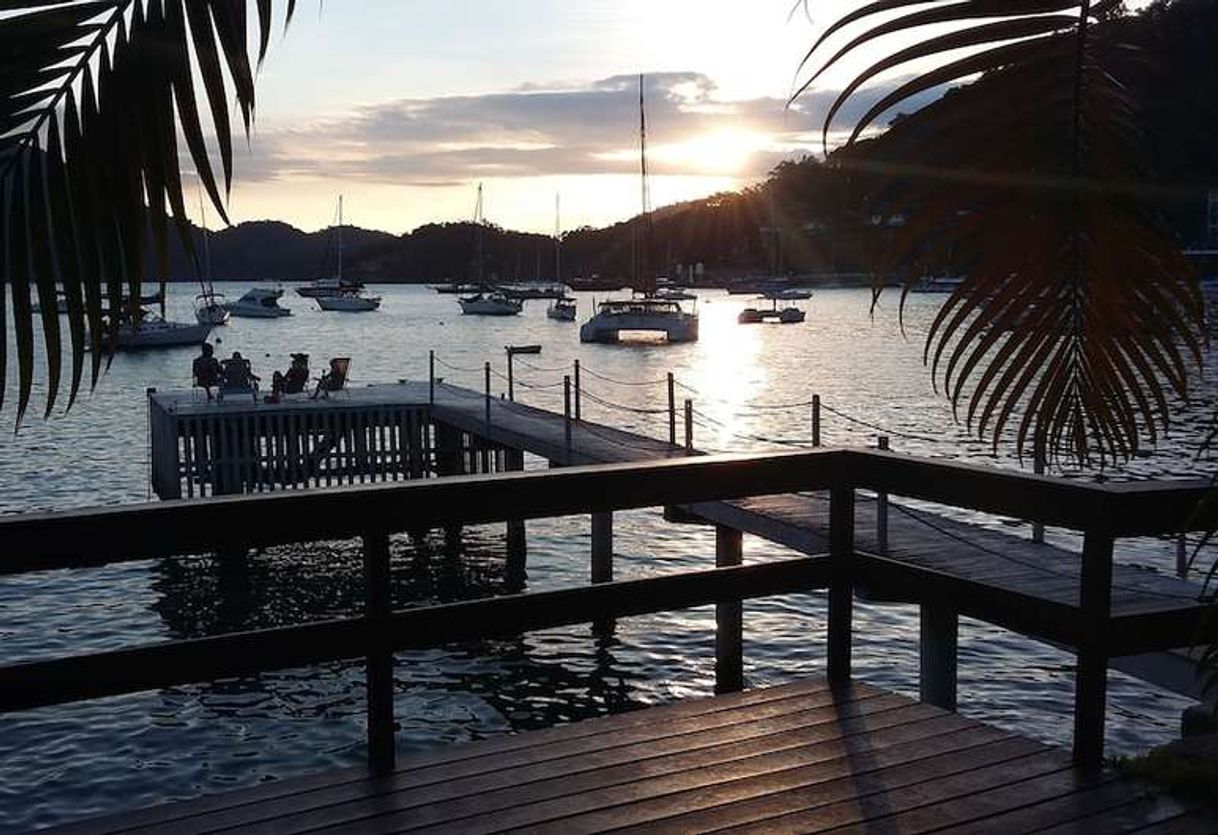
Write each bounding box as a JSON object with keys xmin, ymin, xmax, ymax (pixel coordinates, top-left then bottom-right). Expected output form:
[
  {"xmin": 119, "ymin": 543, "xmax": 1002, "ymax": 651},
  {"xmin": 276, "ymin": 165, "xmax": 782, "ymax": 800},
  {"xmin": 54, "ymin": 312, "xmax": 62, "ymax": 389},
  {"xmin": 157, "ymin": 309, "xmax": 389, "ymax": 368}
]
[{"xmin": 192, "ymin": 343, "xmax": 222, "ymax": 400}]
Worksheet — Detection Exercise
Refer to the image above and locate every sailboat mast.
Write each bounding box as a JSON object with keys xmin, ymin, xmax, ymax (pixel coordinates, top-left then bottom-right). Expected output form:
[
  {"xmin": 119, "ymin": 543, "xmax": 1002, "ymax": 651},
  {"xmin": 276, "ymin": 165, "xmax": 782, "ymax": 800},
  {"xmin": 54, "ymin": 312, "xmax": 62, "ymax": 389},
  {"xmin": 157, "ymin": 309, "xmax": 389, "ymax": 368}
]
[
  {"xmin": 337, "ymin": 195, "xmax": 344, "ymax": 281},
  {"xmin": 474, "ymin": 182, "xmax": 485, "ymax": 286},
  {"xmin": 554, "ymin": 192, "xmax": 562, "ymax": 281},
  {"xmin": 637, "ymin": 74, "xmax": 654, "ymax": 296}
]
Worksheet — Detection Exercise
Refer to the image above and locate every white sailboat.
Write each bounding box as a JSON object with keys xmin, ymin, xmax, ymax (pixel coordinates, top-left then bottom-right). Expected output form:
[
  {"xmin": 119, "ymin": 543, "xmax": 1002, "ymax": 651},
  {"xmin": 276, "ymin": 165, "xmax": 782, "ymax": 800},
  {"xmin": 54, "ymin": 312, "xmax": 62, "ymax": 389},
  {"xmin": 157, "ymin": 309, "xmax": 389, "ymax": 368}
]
[
  {"xmin": 459, "ymin": 184, "xmax": 522, "ymax": 316},
  {"xmin": 193, "ymin": 206, "xmax": 230, "ymax": 325},
  {"xmin": 546, "ymin": 194, "xmax": 578, "ymax": 321},
  {"xmin": 581, "ymin": 75, "xmax": 698, "ymax": 344},
  {"xmin": 314, "ymin": 196, "xmax": 381, "ymax": 312}
]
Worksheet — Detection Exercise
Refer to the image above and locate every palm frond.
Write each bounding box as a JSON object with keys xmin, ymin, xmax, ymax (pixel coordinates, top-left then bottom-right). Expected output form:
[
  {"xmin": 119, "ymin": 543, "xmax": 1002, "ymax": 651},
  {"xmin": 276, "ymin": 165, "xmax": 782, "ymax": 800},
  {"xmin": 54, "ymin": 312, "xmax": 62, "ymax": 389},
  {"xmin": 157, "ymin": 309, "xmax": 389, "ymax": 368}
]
[
  {"xmin": 797, "ymin": 1, "xmax": 1205, "ymax": 464},
  {"xmin": 0, "ymin": 0, "xmax": 294, "ymax": 425}
]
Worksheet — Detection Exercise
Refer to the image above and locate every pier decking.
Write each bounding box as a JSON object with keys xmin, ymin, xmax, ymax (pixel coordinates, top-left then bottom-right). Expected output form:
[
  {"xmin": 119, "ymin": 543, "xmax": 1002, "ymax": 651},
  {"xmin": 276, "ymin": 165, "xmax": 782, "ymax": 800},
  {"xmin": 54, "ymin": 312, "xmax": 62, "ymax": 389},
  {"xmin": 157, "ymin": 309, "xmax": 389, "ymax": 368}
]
[{"xmin": 48, "ymin": 678, "xmax": 1215, "ymax": 834}]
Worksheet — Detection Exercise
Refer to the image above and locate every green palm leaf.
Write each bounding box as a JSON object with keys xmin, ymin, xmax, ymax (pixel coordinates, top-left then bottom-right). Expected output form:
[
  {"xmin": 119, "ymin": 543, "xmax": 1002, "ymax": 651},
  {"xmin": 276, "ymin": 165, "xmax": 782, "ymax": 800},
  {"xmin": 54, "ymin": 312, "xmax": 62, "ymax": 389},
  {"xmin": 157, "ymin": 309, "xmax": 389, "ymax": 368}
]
[
  {"xmin": 796, "ymin": 1, "xmax": 1205, "ymax": 464},
  {"xmin": 0, "ymin": 0, "xmax": 294, "ymax": 425}
]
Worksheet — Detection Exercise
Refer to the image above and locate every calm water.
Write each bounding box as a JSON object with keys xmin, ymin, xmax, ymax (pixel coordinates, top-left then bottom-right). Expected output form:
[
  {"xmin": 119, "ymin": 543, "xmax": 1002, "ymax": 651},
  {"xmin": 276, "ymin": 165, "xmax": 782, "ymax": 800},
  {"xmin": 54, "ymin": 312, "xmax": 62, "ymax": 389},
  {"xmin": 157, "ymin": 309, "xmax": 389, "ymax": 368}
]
[{"xmin": 1, "ymin": 284, "xmax": 1214, "ymax": 830}]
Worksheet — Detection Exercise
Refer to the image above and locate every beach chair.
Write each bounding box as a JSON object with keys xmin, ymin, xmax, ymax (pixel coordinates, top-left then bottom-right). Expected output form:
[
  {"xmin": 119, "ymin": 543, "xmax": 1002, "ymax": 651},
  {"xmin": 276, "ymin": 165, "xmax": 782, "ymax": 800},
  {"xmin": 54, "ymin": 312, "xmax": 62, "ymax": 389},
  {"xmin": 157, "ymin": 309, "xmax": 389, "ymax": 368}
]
[
  {"xmin": 312, "ymin": 357, "xmax": 351, "ymax": 400},
  {"xmin": 218, "ymin": 357, "xmax": 259, "ymax": 402}
]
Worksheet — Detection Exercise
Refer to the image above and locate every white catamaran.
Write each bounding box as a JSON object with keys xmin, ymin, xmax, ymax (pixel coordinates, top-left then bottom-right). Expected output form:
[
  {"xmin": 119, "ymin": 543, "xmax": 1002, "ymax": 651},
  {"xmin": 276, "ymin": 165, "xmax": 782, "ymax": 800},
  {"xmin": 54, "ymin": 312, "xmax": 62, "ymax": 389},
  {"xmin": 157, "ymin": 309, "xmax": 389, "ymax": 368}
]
[{"xmin": 580, "ymin": 75, "xmax": 698, "ymax": 344}]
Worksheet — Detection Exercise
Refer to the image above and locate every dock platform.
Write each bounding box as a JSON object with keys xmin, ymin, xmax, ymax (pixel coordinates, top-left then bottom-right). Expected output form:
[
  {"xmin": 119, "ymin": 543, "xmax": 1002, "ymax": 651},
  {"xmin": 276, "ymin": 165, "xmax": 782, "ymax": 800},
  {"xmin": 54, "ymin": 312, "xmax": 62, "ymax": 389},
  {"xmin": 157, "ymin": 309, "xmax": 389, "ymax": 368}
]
[{"xmin": 51, "ymin": 678, "xmax": 1213, "ymax": 834}]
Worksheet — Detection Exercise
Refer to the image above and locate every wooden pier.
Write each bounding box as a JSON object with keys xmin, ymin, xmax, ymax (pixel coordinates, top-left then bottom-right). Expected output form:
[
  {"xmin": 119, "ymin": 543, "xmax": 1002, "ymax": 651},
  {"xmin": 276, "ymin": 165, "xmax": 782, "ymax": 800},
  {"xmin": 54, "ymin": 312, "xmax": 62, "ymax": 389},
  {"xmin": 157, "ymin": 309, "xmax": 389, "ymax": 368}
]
[{"xmin": 7, "ymin": 444, "xmax": 1218, "ymax": 831}]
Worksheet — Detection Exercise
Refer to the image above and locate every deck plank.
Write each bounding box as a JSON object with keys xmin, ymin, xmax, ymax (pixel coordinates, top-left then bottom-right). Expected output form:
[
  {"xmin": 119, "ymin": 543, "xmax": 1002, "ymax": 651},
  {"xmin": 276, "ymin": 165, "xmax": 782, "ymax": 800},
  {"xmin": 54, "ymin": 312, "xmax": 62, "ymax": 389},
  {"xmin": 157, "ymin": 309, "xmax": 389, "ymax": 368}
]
[{"xmin": 47, "ymin": 679, "xmax": 1214, "ymax": 835}]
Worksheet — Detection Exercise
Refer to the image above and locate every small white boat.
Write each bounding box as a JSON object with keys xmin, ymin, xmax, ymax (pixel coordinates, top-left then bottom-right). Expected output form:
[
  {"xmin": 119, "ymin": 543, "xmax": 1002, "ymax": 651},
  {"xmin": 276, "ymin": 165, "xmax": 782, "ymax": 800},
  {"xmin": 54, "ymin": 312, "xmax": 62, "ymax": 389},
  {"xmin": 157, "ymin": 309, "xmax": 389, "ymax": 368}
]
[
  {"xmin": 195, "ymin": 292, "xmax": 231, "ymax": 325},
  {"xmin": 459, "ymin": 290, "xmax": 522, "ymax": 316},
  {"xmin": 547, "ymin": 297, "xmax": 577, "ymax": 321},
  {"xmin": 910, "ymin": 274, "xmax": 966, "ymax": 293},
  {"xmin": 580, "ymin": 297, "xmax": 698, "ymax": 343},
  {"xmin": 225, "ymin": 287, "xmax": 292, "ymax": 318},
  {"xmin": 109, "ymin": 312, "xmax": 213, "ymax": 350},
  {"xmin": 316, "ymin": 290, "xmax": 381, "ymax": 312},
  {"xmin": 771, "ymin": 288, "xmax": 812, "ymax": 301}
]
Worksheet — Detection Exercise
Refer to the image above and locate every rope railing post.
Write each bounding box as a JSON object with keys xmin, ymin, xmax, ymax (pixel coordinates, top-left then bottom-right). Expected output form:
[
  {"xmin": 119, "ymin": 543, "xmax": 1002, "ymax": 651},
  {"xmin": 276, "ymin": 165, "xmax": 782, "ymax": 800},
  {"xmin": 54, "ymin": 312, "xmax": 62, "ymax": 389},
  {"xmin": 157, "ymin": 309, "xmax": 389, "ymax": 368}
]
[
  {"xmin": 812, "ymin": 394, "xmax": 821, "ymax": 447},
  {"xmin": 484, "ymin": 362, "xmax": 491, "ymax": 428},
  {"xmin": 684, "ymin": 399, "xmax": 693, "ymax": 452},
  {"xmin": 667, "ymin": 372, "xmax": 676, "ymax": 446},
  {"xmin": 363, "ymin": 530, "xmax": 395, "ymax": 774},
  {"xmin": 877, "ymin": 436, "xmax": 889, "ymax": 556},
  {"xmin": 1032, "ymin": 451, "xmax": 1045, "ymax": 544},
  {"xmin": 563, "ymin": 375, "xmax": 572, "ymax": 454},
  {"xmin": 428, "ymin": 350, "xmax": 435, "ymax": 405},
  {"xmin": 507, "ymin": 353, "xmax": 515, "ymax": 402},
  {"xmin": 574, "ymin": 359, "xmax": 582, "ymax": 421}
]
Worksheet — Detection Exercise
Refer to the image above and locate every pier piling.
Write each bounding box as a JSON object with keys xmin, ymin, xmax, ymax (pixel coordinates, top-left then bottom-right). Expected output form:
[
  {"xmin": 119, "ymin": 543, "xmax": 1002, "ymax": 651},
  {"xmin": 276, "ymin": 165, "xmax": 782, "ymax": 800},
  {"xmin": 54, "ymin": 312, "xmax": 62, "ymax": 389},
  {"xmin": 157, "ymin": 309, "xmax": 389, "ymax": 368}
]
[
  {"xmin": 876, "ymin": 436, "xmax": 889, "ymax": 555},
  {"xmin": 504, "ymin": 449, "xmax": 527, "ymax": 588},
  {"xmin": 363, "ymin": 530, "xmax": 395, "ymax": 774},
  {"xmin": 828, "ymin": 485, "xmax": 855, "ymax": 683},
  {"xmin": 919, "ymin": 605, "xmax": 958, "ymax": 711}
]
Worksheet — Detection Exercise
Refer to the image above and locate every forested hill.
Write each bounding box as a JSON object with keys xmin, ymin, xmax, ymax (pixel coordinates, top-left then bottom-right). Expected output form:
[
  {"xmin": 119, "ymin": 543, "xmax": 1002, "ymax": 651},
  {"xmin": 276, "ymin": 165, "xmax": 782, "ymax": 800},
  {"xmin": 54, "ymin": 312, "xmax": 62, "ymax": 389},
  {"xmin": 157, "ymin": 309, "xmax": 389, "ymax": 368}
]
[{"xmin": 161, "ymin": 0, "xmax": 1215, "ymax": 286}]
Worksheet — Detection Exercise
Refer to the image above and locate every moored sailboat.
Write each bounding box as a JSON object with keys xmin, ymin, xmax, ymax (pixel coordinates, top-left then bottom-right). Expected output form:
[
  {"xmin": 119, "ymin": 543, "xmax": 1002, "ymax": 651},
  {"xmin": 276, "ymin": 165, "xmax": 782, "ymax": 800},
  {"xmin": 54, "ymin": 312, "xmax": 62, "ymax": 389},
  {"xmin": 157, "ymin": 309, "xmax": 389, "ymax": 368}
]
[
  {"xmin": 580, "ymin": 75, "xmax": 698, "ymax": 344},
  {"xmin": 312, "ymin": 197, "xmax": 381, "ymax": 312}
]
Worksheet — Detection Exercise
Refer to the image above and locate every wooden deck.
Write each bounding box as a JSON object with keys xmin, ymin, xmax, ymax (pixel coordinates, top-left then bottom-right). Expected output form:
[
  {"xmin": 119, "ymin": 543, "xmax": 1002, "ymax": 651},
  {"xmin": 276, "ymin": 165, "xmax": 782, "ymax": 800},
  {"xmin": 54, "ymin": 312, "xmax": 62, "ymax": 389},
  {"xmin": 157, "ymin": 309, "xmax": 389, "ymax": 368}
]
[{"xmin": 51, "ymin": 678, "xmax": 1213, "ymax": 834}]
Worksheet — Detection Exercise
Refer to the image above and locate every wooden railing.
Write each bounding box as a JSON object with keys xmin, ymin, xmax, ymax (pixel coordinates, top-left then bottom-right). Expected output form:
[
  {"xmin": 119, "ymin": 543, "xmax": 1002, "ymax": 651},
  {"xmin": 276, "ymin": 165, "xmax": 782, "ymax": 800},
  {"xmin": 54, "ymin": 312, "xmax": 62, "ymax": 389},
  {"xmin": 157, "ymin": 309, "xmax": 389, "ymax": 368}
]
[{"xmin": 1, "ymin": 449, "xmax": 1213, "ymax": 775}]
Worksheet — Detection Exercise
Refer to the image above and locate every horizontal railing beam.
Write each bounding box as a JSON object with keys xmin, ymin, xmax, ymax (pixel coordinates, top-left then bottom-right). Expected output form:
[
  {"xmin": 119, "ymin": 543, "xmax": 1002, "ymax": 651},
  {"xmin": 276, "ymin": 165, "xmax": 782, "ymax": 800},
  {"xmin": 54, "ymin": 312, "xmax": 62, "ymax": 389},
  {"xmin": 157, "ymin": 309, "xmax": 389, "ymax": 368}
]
[
  {"xmin": 0, "ymin": 557, "xmax": 829, "ymax": 713},
  {"xmin": 2, "ymin": 448, "xmax": 1214, "ymax": 577}
]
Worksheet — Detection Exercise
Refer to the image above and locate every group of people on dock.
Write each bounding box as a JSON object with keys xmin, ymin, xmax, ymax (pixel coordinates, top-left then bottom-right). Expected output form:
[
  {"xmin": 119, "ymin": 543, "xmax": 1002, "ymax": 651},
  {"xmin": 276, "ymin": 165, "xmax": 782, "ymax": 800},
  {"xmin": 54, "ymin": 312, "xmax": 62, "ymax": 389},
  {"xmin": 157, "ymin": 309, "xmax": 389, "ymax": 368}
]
[{"xmin": 192, "ymin": 344, "xmax": 348, "ymax": 402}]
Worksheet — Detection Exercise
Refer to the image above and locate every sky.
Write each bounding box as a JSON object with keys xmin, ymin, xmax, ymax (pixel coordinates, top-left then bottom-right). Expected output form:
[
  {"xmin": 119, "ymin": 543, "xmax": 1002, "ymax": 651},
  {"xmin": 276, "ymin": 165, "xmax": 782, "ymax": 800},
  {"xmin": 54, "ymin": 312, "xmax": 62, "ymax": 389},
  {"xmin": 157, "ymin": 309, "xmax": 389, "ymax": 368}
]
[
  {"xmin": 215, "ymin": 1, "xmax": 1154, "ymax": 236},
  {"xmin": 213, "ymin": 0, "xmax": 868, "ymax": 235}
]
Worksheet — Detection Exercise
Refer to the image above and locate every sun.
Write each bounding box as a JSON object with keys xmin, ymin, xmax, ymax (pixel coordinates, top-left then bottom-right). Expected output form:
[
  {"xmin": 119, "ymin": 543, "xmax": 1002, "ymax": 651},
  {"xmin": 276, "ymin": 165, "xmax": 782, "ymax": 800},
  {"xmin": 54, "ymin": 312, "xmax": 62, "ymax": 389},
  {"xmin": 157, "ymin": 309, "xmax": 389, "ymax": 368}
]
[{"xmin": 651, "ymin": 129, "xmax": 768, "ymax": 176}]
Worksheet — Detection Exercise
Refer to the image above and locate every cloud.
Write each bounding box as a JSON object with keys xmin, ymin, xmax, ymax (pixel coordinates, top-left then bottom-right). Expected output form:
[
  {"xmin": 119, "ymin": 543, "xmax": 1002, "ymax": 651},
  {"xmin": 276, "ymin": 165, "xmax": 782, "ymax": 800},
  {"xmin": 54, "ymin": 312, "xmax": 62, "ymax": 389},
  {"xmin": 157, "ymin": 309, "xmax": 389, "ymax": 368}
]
[{"xmin": 234, "ymin": 72, "xmax": 943, "ymax": 187}]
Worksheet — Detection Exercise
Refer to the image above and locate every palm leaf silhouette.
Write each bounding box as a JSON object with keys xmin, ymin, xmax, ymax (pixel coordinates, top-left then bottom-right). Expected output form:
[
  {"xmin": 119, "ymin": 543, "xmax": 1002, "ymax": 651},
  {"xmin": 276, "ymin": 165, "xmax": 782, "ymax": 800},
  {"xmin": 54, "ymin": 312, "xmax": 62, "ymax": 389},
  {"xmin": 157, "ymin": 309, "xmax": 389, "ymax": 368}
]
[
  {"xmin": 1, "ymin": 0, "xmax": 294, "ymax": 425},
  {"xmin": 796, "ymin": 1, "xmax": 1206, "ymax": 464}
]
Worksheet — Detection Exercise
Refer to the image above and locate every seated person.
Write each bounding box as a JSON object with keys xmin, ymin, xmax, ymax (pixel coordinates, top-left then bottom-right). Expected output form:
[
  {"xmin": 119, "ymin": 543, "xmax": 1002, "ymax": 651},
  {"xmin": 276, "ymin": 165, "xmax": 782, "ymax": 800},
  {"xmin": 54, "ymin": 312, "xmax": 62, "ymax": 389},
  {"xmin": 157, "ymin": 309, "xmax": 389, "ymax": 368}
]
[
  {"xmin": 192, "ymin": 343, "xmax": 222, "ymax": 399},
  {"xmin": 221, "ymin": 351, "xmax": 260, "ymax": 392},
  {"xmin": 311, "ymin": 357, "xmax": 349, "ymax": 399},
  {"xmin": 270, "ymin": 353, "xmax": 310, "ymax": 401}
]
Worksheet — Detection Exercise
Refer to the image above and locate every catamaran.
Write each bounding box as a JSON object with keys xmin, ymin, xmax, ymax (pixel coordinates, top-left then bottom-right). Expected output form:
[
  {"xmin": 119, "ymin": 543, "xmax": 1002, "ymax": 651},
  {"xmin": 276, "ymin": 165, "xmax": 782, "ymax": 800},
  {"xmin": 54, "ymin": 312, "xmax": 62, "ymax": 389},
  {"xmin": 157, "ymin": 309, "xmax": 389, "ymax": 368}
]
[{"xmin": 580, "ymin": 75, "xmax": 698, "ymax": 344}]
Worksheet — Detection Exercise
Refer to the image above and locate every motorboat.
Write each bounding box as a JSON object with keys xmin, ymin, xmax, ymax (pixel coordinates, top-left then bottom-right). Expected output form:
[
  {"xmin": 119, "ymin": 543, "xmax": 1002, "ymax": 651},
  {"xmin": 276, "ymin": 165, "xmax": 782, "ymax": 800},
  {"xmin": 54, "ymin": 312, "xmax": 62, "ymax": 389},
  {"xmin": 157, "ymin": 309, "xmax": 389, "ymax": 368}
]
[
  {"xmin": 298, "ymin": 277, "xmax": 364, "ymax": 298},
  {"xmin": 910, "ymin": 274, "xmax": 966, "ymax": 293},
  {"xmin": 431, "ymin": 283, "xmax": 481, "ymax": 294},
  {"xmin": 580, "ymin": 298, "xmax": 698, "ymax": 343},
  {"xmin": 316, "ymin": 290, "xmax": 381, "ymax": 312},
  {"xmin": 500, "ymin": 282, "xmax": 570, "ymax": 301},
  {"xmin": 771, "ymin": 288, "xmax": 812, "ymax": 301},
  {"xmin": 459, "ymin": 290, "xmax": 522, "ymax": 316},
  {"xmin": 738, "ymin": 294, "xmax": 807, "ymax": 325},
  {"xmin": 195, "ymin": 292, "xmax": 230, "ymax": 325},
  {"xmin": 107, "ymin": 312, "xmax": 213, "ymax": 350},
  {"xmin": 547, "ymin": 296, "xmax": 578, "ymax": 321},
  {"xmin": 653, "ymin": 286, "xmax": 697, "ymax": 301},
  {"xmin": 225, "ymin": 287, "xmax": 292, "ymax": 318}
]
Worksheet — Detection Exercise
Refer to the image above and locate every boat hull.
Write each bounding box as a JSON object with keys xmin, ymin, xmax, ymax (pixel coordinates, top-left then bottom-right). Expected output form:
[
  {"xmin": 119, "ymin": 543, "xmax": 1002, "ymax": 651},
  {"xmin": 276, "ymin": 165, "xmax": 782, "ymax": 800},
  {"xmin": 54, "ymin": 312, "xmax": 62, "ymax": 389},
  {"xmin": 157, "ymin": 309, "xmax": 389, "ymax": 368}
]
[
  {"xmin": 316, "ymin": 296, "xmax": 381, "ymax": 312},
  {"xmin": 113, "ymin": 321, "xmax": 213, "ymax": 350},
  {"xmin": 227, "ymin": 305, "xmax": 292, "ymax": 318},
  {"xmin": 579, "ymin": 311, "xmax": 699, "ymax": 343},
  {"xmin": 459, "ymin": 297, "xmax": 522, "ymax": 316}
]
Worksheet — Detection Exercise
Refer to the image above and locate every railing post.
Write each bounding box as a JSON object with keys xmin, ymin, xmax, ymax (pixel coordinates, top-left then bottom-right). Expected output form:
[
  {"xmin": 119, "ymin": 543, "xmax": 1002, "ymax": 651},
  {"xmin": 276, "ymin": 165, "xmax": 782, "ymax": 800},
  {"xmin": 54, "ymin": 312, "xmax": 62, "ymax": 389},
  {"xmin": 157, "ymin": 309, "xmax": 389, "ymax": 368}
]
[
  {"xmin": 483, "ymin": 362, "xmax": 491, "ymax": 428},
  {"xmin": 684, "ymin": 399, "xmax": 693, "ymax": 452},
  {"xmin": 563, "ymin": 375, "xmax": 572, "ymax": 455},
  {"xmin": 715, "ymin": 526, "xmax": 744, "ymax": 694},
  {"xmin": 574, "ymin": 360, "xmax": 582, "ymax": 421},
  {"xmin": 1074, "ymin": 527, "xmax": 1114, "ymax": 770},
  {"xmin": 1032, "ymin": 451, "xmax": 1045, "ymax": 544},
  {"xmin": 363, "ymin": 530, "xmax": 395, "ymax": 775},
  {"xmin": 667, "ymin": 372, "xmax": 676, "ymax": 446},
  {"xmin": 428, "ymin": 350, "xmax": 435, "ymax": 405},
  {"xmin": 504, "ymin": 449, "xmax": 527, "ymax": 590},
  {"xmin": 811, "ymin": 394, "xmax": 821, "ymax": 447},
  {"xmin": 876, "ymin": 436, "xmax": 889, "ymax": 555},
  {"xmin": 828, "ymin": 484, "xmax": 855, "ymax": 683}
]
